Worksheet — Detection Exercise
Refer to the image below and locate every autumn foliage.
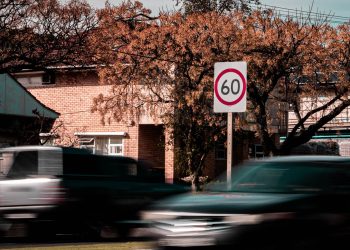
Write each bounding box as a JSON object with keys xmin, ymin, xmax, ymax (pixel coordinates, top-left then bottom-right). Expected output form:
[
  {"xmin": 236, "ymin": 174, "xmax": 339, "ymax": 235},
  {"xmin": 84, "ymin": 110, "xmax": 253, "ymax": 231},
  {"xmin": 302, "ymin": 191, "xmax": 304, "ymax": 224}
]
[
  {"xmin": 92, "ymin": 1, "xmax": 350, "ymax": 186},
  {"xmin": 0, "ymin": 0, "xmax": 97, "ymax": 73}
]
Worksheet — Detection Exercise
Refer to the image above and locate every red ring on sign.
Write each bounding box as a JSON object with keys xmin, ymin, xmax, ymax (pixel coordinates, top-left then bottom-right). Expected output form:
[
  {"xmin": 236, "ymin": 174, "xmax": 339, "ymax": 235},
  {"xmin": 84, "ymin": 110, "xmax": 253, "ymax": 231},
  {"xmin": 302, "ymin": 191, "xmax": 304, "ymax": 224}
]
[{"xmin": 214, "ymin": 68, "xmax": 246, "ymax": 106}]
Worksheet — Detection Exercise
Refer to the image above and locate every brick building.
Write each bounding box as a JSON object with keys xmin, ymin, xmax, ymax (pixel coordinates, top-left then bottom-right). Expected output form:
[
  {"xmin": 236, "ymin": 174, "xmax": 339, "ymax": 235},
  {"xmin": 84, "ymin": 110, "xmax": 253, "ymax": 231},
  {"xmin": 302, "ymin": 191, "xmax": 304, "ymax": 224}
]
[
  {"xmin": 12, "ymin": 68, "xmax": 257, "ymax": 183},
  {"xmin": 287, "ymin": 95, "xmax": 350, "ymax": 156},
  {"xmin": 13, "ymin": 69, "xmax": 176, "ymax": 182}
]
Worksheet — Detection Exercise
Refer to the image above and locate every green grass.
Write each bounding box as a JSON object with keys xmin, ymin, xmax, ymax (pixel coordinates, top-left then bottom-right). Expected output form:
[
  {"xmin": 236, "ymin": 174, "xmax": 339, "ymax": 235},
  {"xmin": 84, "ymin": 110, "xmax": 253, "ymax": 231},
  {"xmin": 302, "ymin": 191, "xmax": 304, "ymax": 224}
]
[{"xmin": 0, "ymin": 242, "xmax": 154, "ymax": 250}]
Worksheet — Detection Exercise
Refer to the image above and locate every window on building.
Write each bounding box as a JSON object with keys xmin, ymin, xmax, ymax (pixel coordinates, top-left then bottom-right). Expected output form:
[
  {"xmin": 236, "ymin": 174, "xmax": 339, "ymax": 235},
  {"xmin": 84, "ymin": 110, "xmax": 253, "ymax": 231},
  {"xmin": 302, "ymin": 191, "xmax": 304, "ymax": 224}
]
[
  {"xmin": 79, "ymin": 136, "xmax": 123, "ymax": 156},
  {"xmin": 249, "ymin": 144, "xmax": 264, "ymax": 159},
  {"xmin": 215, "ymin": 143, "xmax": 227, "ymax": 160},
  {"xmin": 95, "ymin": 137, "xmax": 109, "ymax": 155},
  {"xmin": 39, "ymin": 133, "xmax": 57, "ymax": 146},
  {"xmin": 108, "ymin": 137, "xmax": 123, "ymax": 155},
  {"xmin": 14, "ymin": 72, "xmax": 55, "ymax": 87},
  {"xmin": 79, "ymin": 138, "xmax": 94, "ymax": 153}
]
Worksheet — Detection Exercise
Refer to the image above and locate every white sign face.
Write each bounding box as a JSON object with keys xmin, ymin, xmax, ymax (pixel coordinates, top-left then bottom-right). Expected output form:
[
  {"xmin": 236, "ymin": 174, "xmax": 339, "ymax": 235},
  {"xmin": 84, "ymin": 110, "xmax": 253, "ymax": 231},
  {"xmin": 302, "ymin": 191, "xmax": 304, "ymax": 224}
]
[{"xmin": 214, "ymin": 62, "xmax": 247, "ymax": 113}]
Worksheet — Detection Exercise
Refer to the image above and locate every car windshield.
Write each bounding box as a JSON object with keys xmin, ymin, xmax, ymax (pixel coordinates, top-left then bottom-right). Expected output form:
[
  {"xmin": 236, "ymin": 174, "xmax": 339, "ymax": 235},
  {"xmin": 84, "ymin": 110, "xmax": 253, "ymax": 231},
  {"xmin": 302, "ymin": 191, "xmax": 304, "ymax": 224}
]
[
  {"xmin": 0, "ymin": 151, "xmax": 38, "ymax": 179},
  {"xmin": 207, "ymin": 159, "xmax": 350, "ymax": 194}
]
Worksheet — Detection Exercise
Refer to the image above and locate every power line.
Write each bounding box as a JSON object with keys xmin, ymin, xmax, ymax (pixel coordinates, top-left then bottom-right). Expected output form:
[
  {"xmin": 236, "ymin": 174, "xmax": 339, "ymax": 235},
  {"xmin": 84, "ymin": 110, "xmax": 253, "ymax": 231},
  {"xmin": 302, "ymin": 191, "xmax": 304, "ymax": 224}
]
[
  {"xmin": 250, "ymin": 8, "xmax": 347, "ymax": 25},
  {"xmin": 248, "ymin": 3, "xmax": 350, "ymax": 25},
  {"xmin": 250, "ymin": 3, "xmax": 350, "ymax": 20},
  {"xmin": 249, "ymin": 4, "xmax": 350, "ymax": 24},
  {"xmin": 275, "ymin": 13, "xmax": 347, "ymax": 25}
]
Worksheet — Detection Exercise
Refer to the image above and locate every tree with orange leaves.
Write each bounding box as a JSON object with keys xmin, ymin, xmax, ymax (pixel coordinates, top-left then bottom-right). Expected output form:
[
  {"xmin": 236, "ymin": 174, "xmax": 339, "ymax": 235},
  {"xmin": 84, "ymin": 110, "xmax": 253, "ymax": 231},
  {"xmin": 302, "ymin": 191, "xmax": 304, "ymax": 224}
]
[
  {"xmin": 242, "ymin": 10, "xmax": 350, "ymax": 155},
  {"xmin": 92, "ymin": 1, "xmax": 350, "ymax": 189},
  {"xmin": 92, "ymin": 1, "xmax": 241, "ymax": 189},
  {"xmin": 0, "ymin": 0, "xmax": 97, "ymax": 73}
]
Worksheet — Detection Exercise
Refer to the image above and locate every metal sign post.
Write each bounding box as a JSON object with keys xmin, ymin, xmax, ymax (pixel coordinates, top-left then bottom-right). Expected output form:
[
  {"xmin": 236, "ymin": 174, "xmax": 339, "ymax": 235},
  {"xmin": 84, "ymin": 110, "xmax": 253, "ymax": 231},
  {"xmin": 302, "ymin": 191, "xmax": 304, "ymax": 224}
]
[
  {"xmin": 227, "ymin": 113, "xmax": 234, "ymax": 186},
  {"xmin": 214, "ymin": 62, "xmax": 247, "ymax": 188}
]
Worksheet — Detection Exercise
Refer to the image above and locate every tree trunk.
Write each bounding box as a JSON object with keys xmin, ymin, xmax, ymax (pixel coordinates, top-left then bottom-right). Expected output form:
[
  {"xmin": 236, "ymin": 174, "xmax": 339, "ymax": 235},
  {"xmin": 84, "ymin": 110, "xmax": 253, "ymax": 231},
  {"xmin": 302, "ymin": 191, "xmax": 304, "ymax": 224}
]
[{"xmin": 191, "ymin": 173, "xmax": 200, "ymax": 192}]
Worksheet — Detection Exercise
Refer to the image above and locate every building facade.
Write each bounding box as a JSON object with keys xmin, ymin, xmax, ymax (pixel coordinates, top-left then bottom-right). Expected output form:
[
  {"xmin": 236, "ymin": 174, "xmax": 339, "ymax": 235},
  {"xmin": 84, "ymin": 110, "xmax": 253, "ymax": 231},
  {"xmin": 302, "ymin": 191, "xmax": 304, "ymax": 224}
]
[
  {"xmin": 287, "ymin": 95, "xmax": 350, "ymax": 156},
  {"xmin": 13, "ymin": 69, "xmax": 175, "ymax": 182},
  {"xmin": 12, "ymin": 68, "xmax": 267, "ymax": 183}
]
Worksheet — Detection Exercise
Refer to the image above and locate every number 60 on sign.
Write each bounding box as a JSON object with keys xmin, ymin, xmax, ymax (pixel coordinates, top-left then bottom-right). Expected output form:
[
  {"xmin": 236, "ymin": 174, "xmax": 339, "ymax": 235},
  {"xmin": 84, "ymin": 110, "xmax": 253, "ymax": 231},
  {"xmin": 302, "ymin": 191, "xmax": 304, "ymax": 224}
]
[{"xmin": 214, "ymin": 62, "xmax": 247, "ymax": 113}]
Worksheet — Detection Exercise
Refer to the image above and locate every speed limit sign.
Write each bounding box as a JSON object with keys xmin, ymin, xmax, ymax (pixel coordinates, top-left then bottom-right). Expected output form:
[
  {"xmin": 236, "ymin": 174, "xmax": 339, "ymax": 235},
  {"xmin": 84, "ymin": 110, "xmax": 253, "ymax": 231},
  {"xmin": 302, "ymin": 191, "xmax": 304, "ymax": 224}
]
[{"xmin": 214, "ymin": 62, "xmax": 247, "ymax": 113}]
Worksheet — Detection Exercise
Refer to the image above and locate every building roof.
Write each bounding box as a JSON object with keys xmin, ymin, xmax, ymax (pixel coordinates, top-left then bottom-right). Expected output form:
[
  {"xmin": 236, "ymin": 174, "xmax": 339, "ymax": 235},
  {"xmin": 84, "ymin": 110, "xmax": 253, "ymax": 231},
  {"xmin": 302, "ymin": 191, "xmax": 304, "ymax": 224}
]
[{"xmin": 0, "ymin": 73, "xmax": 59, "ymax": 119}]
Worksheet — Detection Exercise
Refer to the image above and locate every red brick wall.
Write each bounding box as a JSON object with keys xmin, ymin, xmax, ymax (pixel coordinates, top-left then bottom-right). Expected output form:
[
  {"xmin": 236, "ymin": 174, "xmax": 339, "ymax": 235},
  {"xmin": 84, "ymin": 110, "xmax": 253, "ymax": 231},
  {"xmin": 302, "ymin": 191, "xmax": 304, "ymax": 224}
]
[
  {"xmin": 138, "ymin": 124, "xmax": 165, "ymax": 169},
  {"xmin": 27, "ymin": 71, "xmax": 139, "ymax": 159},
  {"xmin": 164, "ymin": 128, "xmax": 174, "ymax": 183}
]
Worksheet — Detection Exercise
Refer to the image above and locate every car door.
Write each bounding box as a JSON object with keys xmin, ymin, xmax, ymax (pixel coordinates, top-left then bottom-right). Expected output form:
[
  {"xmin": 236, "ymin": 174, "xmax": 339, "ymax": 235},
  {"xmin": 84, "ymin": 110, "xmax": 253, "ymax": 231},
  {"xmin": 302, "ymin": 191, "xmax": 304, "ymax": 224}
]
[{"xmin": 0, "ymin": 150, "xmax": 63, "ymax": 208}]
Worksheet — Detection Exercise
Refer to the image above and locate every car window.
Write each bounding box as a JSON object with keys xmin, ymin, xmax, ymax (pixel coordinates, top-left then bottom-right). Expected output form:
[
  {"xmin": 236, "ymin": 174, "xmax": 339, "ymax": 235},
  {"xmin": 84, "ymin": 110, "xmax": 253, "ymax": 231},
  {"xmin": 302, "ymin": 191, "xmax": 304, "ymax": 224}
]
[
  {"xmin": 38, "ymin": 149, "xmax": 63, "ymax": 176},
  {"xmin": 63, "ymin": 153, "xmax": 138, "ymax": 178},
  {"xmin": 63, "ymin": 153, "xmax": 98, "ymax": 175},
  {"xmin": 208, "ymin": 160, "xmax": 350, "ymax": 194},
  {"xmin": 6, "ymin": 151, "xmax": 38, "ymax": 178},
  {"xmin": 0, "ymin": 152, "xmax": 14, "ymax": 178}
]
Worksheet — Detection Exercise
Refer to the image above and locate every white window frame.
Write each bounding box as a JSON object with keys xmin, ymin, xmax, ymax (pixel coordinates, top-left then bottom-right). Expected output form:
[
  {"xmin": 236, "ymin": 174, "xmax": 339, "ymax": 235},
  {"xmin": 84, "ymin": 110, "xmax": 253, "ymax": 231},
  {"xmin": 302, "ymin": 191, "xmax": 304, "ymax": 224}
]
[
  {"xmin": 77, "ymin": 133, "xmax": 126, "ymax": 156},
  {"xmin": 79, "ymin": 137, "xmax": 95, "ymax": 154},
  {"xmin": 12, "ymin": 71, "xmax": 55, "ymax": 87},
  {"xmin": 108, "ymin": 137, "xmax": 123, "ymax": 156}
]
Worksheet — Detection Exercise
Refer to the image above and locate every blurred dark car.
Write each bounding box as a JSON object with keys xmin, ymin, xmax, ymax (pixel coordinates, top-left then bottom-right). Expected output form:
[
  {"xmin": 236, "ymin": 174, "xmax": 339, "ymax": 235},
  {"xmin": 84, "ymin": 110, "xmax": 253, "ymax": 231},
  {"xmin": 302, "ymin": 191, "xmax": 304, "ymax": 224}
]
[
  {"xmin": 143, "ymin": 156, "xmax": 350, "ymax": 249},
  {"xmin": 0, "ymin": 146, "xmax": 189, "ymax": 239}
]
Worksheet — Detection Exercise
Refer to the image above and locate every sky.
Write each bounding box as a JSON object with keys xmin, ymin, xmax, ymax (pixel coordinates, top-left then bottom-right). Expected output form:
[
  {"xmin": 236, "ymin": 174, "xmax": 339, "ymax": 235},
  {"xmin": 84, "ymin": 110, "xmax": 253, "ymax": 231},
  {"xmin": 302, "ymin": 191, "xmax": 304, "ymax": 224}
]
[{"xmin": 83, "ymin": 0, "xmax": 350, "ymax": 23}]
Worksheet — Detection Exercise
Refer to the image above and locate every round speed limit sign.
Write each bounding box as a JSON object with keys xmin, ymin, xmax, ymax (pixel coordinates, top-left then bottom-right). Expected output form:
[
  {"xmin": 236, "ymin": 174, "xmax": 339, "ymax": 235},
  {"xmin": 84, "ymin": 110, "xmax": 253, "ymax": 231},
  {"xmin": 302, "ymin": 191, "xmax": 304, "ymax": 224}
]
[{"xmin": 214, "ymin": 62, "xmax": 247, "ymax": 113}]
